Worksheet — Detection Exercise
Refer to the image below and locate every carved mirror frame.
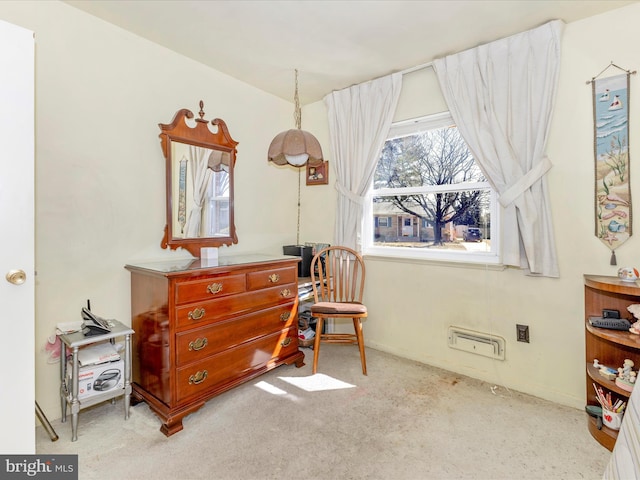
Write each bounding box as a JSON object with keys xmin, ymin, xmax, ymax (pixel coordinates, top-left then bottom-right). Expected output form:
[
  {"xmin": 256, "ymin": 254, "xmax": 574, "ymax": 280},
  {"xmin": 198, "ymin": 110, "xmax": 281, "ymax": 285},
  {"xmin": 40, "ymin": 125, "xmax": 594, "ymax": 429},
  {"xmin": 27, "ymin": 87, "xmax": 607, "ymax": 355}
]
[{"xmin": 159, "ymin": 101, "xmax": 238, "ymax": 257}]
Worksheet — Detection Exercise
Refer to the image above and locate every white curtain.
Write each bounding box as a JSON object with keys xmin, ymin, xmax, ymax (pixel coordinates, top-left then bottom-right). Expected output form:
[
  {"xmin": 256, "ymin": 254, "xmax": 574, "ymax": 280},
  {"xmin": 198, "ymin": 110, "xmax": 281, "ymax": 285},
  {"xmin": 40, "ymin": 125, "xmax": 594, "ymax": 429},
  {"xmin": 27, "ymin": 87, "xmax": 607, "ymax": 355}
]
[
  {"xmin": 323, "ymin": 73, "xmax": 402, "ymax": 250},
  {"xmin": 433, "ymin": 20, "xmax": 563, "ymax": 277},
  {"xmin": 185, "ymin": 145, "xmax": 213, "ymax": 237}
]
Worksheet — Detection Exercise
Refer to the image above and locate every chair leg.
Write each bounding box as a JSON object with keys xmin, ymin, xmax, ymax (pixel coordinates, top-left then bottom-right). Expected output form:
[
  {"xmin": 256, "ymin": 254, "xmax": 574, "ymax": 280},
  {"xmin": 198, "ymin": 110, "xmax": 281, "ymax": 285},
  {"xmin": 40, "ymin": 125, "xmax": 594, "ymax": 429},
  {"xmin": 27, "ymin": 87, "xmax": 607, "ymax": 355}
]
[
  {"xmin": 353, "ymin": 318, "xmax": 367, "ymax": 375},
  {"xmin": 312, "ymin": 317, "xmax": 324, "ymax": 374}
]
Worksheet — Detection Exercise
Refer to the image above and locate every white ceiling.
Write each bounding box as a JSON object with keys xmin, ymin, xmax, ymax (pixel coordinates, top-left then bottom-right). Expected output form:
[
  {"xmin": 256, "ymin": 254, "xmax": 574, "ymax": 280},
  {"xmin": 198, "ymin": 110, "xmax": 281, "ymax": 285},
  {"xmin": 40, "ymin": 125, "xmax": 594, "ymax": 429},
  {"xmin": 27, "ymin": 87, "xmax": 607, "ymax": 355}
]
[{"xmin": 64, "ymin": 0, "xmax": 636, "ymax": 105}]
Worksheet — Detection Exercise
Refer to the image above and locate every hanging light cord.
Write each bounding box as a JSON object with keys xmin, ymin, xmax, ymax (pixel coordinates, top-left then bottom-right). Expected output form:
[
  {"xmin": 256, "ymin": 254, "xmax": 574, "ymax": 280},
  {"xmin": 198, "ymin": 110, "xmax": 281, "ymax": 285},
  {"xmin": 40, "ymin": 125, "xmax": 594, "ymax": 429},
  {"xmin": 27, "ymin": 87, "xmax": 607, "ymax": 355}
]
[
  {"xmin": 297, "ymin": 168, "xmax": 302, "ymax": 245},
  {"xmin": 293, "ymin": 69, "xmax": 302, "ymax": 130},
  {"xmin": 294, "ymin": 68, "xmax": 302, "ymax": 245}
]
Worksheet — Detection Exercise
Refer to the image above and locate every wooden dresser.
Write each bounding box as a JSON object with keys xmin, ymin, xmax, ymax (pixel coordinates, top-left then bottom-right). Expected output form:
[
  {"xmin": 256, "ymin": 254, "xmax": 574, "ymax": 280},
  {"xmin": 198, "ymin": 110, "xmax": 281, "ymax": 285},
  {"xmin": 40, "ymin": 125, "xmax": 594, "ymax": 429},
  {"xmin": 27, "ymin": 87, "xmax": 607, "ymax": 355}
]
[{"xmin": 125, "ymin": 254, "xmax": 304, "ymax": 436}]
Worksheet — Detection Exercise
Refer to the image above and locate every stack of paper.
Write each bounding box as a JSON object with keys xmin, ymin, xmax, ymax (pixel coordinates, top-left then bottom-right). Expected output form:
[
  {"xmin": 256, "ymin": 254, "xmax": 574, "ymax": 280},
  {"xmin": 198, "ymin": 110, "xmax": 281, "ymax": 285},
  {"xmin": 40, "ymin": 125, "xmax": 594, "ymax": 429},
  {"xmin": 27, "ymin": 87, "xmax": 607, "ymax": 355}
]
[
  {"xmin": 298, "ymin": 285, "xmax": 314, "ymax": 301},
  {"xmin": 77, "ymin": 342, "xmax": 120, "ymax": 366},
  {"xmin": 56, "ymin": 321, "xmax": 83, "ymax": 334}
]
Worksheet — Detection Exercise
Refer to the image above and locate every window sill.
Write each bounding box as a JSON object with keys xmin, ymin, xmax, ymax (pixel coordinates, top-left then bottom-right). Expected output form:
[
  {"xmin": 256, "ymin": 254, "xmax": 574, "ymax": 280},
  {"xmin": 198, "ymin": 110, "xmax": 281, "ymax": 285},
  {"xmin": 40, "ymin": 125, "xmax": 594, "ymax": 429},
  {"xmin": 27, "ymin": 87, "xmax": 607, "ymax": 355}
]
[{"xmin": 362, "ymin": 251, "xmax": 506, "ymax": 271}]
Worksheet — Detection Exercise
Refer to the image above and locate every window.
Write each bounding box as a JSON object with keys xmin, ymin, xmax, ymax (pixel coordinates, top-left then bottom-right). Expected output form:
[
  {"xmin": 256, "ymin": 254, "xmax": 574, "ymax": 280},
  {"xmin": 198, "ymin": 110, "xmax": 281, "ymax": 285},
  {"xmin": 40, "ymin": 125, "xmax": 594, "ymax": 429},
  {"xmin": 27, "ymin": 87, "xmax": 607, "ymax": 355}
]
[
  {"xmin": 363, "ymin": 112, "xmax": 500, "ymax": 264},
  {"xmin": 377, "ymin": 216, "xmax": 391, "ymax": 227}
]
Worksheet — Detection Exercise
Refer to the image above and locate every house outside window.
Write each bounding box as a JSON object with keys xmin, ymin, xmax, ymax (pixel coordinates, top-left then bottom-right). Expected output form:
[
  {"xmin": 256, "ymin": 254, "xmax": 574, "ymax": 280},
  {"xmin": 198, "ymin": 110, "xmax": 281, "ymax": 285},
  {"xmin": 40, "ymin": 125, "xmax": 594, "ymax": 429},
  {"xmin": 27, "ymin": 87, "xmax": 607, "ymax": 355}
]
[{"xmin": 364, "ymin": 112, "xmax": 500, "ymax": 264}]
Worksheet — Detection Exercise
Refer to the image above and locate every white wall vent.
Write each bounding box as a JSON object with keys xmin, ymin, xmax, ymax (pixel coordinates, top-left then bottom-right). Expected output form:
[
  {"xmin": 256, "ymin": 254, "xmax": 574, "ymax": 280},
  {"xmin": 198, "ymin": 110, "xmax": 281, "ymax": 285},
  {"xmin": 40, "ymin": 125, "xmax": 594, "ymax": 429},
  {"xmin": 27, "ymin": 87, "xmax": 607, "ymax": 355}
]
[{"xmin": 447, "ymin": 326, "xmax": 505, "ymax": 360}]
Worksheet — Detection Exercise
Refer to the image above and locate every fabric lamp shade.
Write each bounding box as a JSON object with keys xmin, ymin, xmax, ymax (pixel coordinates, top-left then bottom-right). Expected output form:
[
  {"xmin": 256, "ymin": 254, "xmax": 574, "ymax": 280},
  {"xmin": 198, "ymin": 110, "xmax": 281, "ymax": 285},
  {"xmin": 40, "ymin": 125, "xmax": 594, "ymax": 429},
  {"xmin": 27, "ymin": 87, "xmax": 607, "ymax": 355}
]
[
  {"xmin": 268, "ymin": 128, "xmax": 324, "ymax": 167},
  {"xmin": 207, "ymin": 149, "xmax": 231, "ymax": 172}
]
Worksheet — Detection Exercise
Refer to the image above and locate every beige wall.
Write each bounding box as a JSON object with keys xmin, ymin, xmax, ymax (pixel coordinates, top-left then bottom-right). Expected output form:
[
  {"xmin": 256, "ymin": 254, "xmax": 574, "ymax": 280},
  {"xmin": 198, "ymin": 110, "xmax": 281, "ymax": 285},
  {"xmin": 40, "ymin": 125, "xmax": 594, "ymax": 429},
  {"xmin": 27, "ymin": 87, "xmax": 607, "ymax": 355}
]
[
  {"xmin": 296, "ymin": 100, "xmax": 335, "ymax": 246},
  {"xmin": 3, "ymin": 0, "xmax": 640, "ymax": 420},
  {"xmin": 0, "ymin": 0, "xmax": 306, "ymax": 417},
  {"xmin": 304, "ymin": 3, "xmax": 640, "ymax": 409}
]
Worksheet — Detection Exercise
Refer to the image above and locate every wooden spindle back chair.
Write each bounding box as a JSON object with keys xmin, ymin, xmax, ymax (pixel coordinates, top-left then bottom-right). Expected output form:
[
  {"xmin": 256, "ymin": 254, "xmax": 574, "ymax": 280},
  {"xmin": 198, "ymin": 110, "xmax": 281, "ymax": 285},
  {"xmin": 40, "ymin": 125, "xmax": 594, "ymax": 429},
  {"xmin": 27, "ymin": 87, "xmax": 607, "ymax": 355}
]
[{"xmin": 310, "ymin": 246, "xmax": 368, "ymax": 375}]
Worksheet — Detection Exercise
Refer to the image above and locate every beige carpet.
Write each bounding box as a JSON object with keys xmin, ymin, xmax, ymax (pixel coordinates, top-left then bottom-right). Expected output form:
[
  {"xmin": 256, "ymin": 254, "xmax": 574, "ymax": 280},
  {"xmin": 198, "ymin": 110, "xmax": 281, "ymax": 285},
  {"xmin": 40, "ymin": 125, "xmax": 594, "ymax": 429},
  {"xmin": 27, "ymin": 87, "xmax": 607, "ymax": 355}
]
[{"xmin": 37, "ymin": 344, "xmax": 610, "ymax": 480}]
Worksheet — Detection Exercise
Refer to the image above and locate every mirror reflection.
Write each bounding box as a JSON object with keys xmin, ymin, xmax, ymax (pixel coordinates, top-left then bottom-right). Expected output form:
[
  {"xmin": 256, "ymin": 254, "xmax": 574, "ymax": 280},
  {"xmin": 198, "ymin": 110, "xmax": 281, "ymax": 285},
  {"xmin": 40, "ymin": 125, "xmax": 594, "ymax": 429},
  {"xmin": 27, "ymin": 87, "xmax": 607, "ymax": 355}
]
[
  {"xmin": 171, "ymin": 141, "xmax": 231, "ymax": 239},
  {"xmin": 159, "ymin": 102, "xmax": 238, "ymax": 257}
]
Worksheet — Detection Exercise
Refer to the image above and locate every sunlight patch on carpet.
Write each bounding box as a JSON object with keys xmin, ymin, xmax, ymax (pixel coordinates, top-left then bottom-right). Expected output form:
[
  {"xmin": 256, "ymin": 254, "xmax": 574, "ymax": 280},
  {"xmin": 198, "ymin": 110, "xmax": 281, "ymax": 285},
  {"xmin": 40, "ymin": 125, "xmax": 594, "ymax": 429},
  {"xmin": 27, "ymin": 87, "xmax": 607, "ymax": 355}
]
[
  {"xmin": 254, "ymin": 380, "xmax": 288, "ymax": 395},
  {"xmin": 278, "ymin": 374, "xmax": 356, "ymax": 392}
]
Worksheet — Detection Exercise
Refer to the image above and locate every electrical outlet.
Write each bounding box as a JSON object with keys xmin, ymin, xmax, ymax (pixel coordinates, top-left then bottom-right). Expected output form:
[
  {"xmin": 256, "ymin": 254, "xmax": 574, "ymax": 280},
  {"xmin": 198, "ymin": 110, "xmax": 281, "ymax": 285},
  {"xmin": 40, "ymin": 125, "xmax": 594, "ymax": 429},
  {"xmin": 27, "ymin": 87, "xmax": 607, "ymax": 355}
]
[{"xmin": 516, "ymin": 324, "xmax": 530, "ymax": 343}]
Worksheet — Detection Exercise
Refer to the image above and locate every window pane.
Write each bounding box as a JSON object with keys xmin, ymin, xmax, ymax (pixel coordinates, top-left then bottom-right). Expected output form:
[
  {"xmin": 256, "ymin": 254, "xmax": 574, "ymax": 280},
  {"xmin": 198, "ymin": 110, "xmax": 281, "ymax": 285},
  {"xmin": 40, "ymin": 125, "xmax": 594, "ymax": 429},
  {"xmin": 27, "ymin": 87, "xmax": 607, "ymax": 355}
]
[
  {"xmin": 372, "ymin": 191, "xmax": 492, "ymax": 253},
  {"xmin": 375, "ymin": 126, "xmax": 485, "ymax": 189}
]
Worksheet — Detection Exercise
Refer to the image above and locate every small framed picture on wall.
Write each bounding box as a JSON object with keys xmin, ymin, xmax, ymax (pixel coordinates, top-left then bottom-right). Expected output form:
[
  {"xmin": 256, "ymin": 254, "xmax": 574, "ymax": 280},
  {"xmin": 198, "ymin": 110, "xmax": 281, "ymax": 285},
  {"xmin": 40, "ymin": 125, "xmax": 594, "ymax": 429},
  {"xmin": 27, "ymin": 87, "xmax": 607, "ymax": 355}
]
[{"xmin": 306, "ymin": 161, "xmax": 329, "ymax": 186}]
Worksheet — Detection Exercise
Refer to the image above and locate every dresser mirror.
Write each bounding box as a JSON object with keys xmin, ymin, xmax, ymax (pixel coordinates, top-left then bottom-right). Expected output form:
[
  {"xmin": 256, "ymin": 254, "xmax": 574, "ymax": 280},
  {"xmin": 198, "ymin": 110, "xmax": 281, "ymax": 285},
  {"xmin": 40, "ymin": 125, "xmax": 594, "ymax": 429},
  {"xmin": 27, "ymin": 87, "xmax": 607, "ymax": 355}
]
[{"xmin": 159, "ymin": 101, "xmax": 238, "ymax": 257}]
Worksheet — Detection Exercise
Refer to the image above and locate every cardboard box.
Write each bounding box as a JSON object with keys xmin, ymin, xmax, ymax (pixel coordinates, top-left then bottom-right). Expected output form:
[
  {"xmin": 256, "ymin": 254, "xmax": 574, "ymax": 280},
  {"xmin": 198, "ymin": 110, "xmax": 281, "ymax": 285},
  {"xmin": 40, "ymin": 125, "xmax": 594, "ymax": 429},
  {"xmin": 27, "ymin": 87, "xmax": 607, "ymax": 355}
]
[{"xmin": 67, "ymin": 359, "xmax": 124, "ymax": 400}]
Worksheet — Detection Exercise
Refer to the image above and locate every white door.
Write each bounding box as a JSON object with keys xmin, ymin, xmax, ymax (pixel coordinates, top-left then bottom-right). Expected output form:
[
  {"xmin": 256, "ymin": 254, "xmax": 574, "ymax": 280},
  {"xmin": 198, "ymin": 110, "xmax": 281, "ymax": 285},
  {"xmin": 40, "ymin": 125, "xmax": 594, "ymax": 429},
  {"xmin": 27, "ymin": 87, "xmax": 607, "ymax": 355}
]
[
  {"xmin": 0, "ymin": 19, "xmax": 35, "ymax": 453},
  {"xmin": 402, "ymin": 217, "xmax": 413, "ymax": 236}
]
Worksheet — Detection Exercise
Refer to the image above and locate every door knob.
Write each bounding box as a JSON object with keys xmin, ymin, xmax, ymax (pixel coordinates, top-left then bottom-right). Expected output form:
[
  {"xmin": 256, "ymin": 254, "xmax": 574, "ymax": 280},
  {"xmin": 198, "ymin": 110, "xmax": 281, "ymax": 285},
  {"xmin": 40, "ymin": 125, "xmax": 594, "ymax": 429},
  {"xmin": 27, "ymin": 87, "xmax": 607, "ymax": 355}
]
[{"xmin": 6, "ymin": 269, "xmax": 26, "ymax": 285}]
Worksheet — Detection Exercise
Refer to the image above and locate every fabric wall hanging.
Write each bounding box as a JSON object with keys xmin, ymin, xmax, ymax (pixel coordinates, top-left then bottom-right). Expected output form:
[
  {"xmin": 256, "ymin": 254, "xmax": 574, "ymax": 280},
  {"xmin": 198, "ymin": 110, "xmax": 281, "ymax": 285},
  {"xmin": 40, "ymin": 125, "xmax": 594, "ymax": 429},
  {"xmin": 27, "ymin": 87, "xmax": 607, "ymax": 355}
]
[{"xmin": 589, "ymin": 64, "xmax": 636, "ymax": 265}]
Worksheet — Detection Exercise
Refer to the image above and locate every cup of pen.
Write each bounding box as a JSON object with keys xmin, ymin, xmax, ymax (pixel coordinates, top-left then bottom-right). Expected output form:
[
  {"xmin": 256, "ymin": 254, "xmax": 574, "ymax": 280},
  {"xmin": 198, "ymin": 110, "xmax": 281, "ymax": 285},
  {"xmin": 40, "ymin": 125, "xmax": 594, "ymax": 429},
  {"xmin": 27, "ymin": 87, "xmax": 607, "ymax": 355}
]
[
  {"xmin": 593, "ymin": 383, "xmax": 625, "ymax": 430},
  {"xmin": 602, "ymin": 407, "xmax": 623, "ymax": 430}
]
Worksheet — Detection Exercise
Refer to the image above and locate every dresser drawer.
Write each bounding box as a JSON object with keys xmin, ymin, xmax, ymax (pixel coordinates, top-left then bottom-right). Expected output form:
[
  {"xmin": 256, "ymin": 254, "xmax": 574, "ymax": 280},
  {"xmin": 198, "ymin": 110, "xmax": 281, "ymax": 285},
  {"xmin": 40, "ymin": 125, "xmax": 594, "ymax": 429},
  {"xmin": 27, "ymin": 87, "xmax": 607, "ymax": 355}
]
[
  {"xmin": 175, "ymin": 283, "xmax": 297, "ymax": 330},
  {"xmin": 175, "ymin": 274, "xmax": 246, "ymax": 305},
  {"xmin": 175, "ymin": 303, "xmax": 297, "ymax": 365},
  {"xmin": 176, "ymin": 327, "xmax": 299, "ymax": 403},
  {"xmin": 247, "ymin": 266, "xmax": 297, "ymax": 291}
]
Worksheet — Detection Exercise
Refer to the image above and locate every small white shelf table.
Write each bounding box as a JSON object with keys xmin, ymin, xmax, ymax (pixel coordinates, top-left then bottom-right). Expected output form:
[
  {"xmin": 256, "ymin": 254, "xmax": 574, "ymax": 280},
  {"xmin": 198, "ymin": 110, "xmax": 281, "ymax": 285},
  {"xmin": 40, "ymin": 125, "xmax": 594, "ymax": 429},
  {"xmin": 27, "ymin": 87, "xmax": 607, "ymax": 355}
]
[{"xmin": 58, "ymin": 320, "xmax": 134, "ymax": 441}]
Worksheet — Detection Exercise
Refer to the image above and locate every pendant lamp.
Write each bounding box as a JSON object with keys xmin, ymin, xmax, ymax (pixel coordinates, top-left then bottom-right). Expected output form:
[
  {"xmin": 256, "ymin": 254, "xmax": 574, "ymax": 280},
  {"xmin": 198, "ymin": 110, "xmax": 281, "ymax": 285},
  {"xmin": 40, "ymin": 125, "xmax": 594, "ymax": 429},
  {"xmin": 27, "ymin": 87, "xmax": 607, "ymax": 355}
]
[
  {"xmin": 268, "ymin": 69, "xmax": 324, "ymax": 167},
  {"xmin": 268, "ymin": 69, "xmax": 325, "ymax": 247}
]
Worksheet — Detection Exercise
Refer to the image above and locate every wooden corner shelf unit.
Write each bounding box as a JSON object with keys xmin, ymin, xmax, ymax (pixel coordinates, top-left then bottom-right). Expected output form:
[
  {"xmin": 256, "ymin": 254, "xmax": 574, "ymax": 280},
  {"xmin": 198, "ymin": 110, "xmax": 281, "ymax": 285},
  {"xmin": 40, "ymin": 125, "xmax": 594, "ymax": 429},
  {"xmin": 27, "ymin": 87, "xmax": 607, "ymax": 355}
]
[{"xmin": 584, "ymin": 274, "xmax": 640, "ymax": 451}]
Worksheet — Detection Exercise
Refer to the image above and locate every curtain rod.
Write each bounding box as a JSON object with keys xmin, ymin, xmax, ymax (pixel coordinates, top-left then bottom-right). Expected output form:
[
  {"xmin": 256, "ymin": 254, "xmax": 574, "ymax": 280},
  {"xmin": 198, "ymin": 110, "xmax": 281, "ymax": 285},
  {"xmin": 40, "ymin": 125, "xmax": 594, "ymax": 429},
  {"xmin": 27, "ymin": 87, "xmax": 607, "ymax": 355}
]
[
  {"xmin": 332, "ymin": 60, "xmax": 434, "ymax": 96},
  {"xmin": 400, "ymin": 61, "xmax": 433, "ymax": 75}
]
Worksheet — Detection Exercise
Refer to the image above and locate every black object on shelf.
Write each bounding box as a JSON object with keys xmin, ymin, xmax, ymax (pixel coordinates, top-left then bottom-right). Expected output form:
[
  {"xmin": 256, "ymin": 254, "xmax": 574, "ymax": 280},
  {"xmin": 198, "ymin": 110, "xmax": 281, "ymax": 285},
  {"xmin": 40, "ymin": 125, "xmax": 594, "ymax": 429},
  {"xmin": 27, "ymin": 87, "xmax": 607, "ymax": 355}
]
[
  {"xmin": 585, "ymin": 405, "xmax": 603, "ymax": 430},
  {"xmin": 588, "ymin": 316, "xmax": 632, "ymax": 331},
  {"xmin": 283, "ymin": 245, "xmax": 313, "ymax": 277}
]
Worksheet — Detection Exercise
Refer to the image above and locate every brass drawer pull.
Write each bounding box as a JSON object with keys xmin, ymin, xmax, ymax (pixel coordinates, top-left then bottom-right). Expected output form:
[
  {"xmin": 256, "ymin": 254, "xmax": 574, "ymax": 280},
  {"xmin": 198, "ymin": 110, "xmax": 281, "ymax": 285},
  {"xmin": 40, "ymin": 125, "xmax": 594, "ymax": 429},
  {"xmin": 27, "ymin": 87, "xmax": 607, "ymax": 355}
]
[
  {"xmin": 188, "ymin": 307, "xmax": 206, "ymax": 321},
  {"xmin": 280, "ymin": 288, "xmax": 291, "ymax": 298},
  {"xmin": 280, "ymin": 312, "xmax": 291, "ymax": 322},
  {"xmin": 207, "ymin": 283, "xmax": 223, "ymax": 295},
  {"xmin": 189, "ymin": 337, "xmax": 208, "ymax": 351},
  {"xmin": 268, "ymin": 273, "xmax": 280, "ymax": 283},
  {"xmin": 189, "ymin": 370, "xmax": 208, "ymax": 385},
  {"xmin": 281, "ymin": 337, "xmax": 292, "ymax": 347}
]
